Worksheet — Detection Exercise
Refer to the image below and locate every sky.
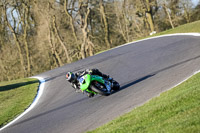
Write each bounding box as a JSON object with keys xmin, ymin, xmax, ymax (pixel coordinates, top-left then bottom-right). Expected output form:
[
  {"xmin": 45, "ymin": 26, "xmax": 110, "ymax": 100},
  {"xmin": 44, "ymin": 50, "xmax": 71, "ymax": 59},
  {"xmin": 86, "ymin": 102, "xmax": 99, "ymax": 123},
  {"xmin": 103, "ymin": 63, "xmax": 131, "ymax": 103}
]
[{"xmin": 192, "ymin": 0, "xmax": 199, "ymax": 5}]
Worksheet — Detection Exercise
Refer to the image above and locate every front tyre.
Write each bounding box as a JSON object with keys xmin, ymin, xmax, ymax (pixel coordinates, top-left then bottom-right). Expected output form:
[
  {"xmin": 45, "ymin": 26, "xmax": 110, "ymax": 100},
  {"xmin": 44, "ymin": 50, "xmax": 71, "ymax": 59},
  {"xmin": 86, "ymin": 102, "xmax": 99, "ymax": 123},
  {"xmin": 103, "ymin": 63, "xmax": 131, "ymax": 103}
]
[{"xmin": 90, "ymin": 85, "xmax": 110, "ymax": 96}]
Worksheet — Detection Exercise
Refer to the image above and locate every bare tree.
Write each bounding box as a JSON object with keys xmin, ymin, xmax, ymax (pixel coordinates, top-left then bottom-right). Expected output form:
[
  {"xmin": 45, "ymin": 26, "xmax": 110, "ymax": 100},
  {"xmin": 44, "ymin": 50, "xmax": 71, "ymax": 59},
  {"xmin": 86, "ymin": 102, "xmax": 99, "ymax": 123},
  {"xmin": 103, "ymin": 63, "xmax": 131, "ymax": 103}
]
[
  {"xmin": 52, "ymin": 15, "xmax": 72, "ymax": 62},
  {"xmin": 64, "ymin": 0, "xmax": 78, "ymax": 42},
  {"xmin": 180, "ymin": 0, "xmax": 193, "ymax": 23},
  {"xmin": 162, "ymin": 1, "xmax": 175, "ymax": 29},
  {"xmin": 134, "ymin": 0, "xmax": 158, "ymax": 33},
  {"xmin": 3, "ymin": 3, "xmax": 26, "ymax": 77},
  {"xmin": 99, "ymin": 0, "xmax": 111, "ymax": 49},
  {"xmin": 79, "ymin": 0, "xmax": 94, "ymax": 59},
  {"xmin": 48, "ymin": 24, "xmax": 63, "ymax": 67},
  {"xmin": 22, "ymin": 2, "xmax": 31, "ymax": 76}
]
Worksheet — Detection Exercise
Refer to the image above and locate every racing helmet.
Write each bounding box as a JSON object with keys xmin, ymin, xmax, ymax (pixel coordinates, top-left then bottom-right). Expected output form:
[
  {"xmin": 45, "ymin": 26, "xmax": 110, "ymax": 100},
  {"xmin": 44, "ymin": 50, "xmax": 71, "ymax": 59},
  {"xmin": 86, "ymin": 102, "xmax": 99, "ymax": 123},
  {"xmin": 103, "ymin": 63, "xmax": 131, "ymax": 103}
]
[{"xmin": 66, "ymin": 72, "xmax": 76, "ymax": 82}]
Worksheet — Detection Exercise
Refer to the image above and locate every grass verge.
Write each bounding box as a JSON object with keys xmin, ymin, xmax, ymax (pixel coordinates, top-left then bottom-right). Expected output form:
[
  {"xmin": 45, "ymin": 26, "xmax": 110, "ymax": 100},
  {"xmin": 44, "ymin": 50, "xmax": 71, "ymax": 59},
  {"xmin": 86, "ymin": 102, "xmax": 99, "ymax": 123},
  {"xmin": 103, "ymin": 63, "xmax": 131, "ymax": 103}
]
[
  {"xmin": 0, "ymin": 78, "xmax": 39, "ymax": 128},
  {"xmin": 88, "ymin": 72, "xmax": 200, "ymax": 133},
  {"xmin": 153, "ymin": 20, "xmax": 200, "ymax": 36}
]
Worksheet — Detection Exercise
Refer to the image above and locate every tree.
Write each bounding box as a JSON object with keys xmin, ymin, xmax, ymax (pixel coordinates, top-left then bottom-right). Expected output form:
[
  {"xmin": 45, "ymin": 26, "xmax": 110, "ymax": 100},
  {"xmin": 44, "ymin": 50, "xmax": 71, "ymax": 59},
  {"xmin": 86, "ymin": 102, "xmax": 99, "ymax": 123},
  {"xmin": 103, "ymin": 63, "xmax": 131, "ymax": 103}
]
[
  {"xmin": 161, "ymin": 0, "xmax": 175, "ymax": 29},
  {"xmin": 99, "ymin": 0, "xmax": 111, "ymax": 49},
  {"xmin": 3, "ymin": 2, "xmax": 26, "ymax": 77},
  {"xmin": 191, "ymin": 2, "xmax": 200, "ymax": 21},
  {"xmin": 78, "ymin": 0, "xmax": 94, "ymax": 59},
  {"xmin": 134, "ymin": 0, "xmax": 158, "ymax": 33}
]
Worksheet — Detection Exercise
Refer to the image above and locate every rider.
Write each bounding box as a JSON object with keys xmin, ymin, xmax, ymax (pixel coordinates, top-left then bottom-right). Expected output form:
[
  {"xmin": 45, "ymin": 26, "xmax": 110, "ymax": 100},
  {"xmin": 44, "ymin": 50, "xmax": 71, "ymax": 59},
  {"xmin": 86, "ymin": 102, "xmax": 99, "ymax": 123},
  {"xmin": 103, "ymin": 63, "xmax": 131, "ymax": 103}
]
[{"xmin": 66, "ymin": 69, "xmax": 111, "ymax": 97}]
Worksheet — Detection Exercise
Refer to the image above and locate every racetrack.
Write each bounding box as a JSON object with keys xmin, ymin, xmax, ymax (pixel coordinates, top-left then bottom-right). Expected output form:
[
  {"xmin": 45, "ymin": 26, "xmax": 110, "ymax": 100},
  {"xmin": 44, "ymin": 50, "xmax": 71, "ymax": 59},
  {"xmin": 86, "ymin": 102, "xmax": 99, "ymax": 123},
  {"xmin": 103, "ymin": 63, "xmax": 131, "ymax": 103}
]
[{"xmin": 1, "ymin": 34, "xmax": 200, "ymax": 133}]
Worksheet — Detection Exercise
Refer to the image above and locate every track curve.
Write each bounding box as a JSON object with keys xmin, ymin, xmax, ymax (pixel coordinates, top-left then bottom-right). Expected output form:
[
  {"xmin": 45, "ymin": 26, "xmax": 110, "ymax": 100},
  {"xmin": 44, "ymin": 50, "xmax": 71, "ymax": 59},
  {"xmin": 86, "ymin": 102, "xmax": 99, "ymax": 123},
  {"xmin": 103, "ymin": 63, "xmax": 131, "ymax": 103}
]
[{"xmin": 1, "ymin": 34, "xmax": 200, "ymax": 133}]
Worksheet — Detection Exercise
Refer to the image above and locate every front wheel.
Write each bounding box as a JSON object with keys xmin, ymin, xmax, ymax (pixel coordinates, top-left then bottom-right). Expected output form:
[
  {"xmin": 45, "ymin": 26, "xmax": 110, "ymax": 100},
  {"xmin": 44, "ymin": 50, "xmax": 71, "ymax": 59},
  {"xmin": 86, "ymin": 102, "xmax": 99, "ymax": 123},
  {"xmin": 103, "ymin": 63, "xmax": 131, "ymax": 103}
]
[{"xmin": 90, "ymin": 85, "xmax": 110, "ymax": 96}]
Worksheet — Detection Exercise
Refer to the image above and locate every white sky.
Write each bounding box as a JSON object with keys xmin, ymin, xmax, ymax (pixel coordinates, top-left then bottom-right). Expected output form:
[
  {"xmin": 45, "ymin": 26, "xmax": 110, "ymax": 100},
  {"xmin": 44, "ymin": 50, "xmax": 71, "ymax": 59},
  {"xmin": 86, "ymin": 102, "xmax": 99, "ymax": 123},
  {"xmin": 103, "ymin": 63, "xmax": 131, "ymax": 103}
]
[{"xmin": 192, "ymin": 0, "xmax": 199, "ymax": 5}]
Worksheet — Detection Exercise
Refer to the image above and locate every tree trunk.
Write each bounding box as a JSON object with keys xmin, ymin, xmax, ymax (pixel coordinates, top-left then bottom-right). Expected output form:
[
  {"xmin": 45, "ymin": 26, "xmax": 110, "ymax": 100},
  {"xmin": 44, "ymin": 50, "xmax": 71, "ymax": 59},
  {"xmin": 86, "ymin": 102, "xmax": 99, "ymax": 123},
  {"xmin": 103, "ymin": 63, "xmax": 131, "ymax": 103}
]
[
  {"xmin": 99, "ymin": 0, "xmax": 111, "ymax": 49},
  {"xmin": 48, "ymin": 25, "xmax": 63, "ymax": 67},
  {"xmin": 64, "ymin": 0, "xmax": 78, "ymax": 43},
  {"xmin": 145, "ymin": 0, "xmax": 155, "ymax": 32},
  {"xmin": 52, "ymin": 15, "xmax": 71, "ymax": 63},
  {"xmin": 183, "ymin": 4, "xmax": 190, "ymax": 23},
  {"xmin": 163, "ymin": 3, "xmax": 175, "ymax": 29},
  {"xmin": 122, "ymin": 0, "xmax": 130, "ymax": 42},
  {"xmin": 81, "ymin": 20, "xmax": 87, "ymax": 59},
  {"xmin": 3, "ymin": 4, "xmax": 26, "ymax": 77},
  {"xmin": 80, "ymin": 4, "xmax": 93, "ymax": 59},
  {"xmin": 23, "ymin": 3, "xmax": 31, "ymax": 76},
  {"xmin": 146, "ymin": 12, "xmax": 154, "ymax": 32}
]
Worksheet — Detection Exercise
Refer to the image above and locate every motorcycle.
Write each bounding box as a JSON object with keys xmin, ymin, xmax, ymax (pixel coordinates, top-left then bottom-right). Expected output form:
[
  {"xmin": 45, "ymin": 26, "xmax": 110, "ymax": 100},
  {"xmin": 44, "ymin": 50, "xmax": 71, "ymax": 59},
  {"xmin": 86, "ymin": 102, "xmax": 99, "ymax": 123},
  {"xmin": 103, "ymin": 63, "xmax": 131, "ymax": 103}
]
[{"xmin": 78, "ymin": 74, "xmax": 120, "ymax": 96}]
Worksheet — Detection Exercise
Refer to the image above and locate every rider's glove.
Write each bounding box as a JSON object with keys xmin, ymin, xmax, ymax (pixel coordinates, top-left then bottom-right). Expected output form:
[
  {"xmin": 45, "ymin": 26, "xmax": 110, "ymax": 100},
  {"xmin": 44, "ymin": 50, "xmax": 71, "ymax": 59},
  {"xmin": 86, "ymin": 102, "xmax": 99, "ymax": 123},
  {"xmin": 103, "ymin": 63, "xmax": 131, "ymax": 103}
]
[{"xmin": 86, "ymin": 69, "xmax": 93, "ymax": 74}]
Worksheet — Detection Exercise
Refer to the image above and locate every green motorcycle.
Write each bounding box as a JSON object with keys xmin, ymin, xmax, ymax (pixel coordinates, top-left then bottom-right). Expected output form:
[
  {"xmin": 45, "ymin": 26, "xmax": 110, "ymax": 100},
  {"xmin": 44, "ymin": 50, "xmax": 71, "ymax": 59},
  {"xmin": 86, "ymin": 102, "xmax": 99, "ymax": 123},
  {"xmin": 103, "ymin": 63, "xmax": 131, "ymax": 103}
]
[{"xmin": 78, "ymin": 74, "xmax": 120, "ymax": 96}]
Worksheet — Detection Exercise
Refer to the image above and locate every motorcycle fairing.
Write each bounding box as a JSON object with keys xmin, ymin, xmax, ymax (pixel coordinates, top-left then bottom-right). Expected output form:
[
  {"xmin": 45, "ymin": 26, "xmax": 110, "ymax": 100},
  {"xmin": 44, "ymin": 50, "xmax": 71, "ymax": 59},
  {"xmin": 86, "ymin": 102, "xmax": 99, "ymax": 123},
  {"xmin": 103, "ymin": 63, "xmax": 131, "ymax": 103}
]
[{"xmin": 79, "ymin": 74, "xmax": 105, "ymax": 93}]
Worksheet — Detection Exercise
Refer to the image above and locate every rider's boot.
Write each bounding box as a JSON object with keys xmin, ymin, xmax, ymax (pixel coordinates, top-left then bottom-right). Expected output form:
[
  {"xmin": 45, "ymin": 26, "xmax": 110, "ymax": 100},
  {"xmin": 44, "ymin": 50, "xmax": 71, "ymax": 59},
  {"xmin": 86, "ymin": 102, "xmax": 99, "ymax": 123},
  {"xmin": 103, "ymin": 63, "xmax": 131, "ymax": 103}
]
[
  {"xmin": 87, "ymin": 93, "xmax": 94, "ymax": 98},
  {"xmin": 85, "ymin": 91, "xmax": 94, "ymax": 98}
]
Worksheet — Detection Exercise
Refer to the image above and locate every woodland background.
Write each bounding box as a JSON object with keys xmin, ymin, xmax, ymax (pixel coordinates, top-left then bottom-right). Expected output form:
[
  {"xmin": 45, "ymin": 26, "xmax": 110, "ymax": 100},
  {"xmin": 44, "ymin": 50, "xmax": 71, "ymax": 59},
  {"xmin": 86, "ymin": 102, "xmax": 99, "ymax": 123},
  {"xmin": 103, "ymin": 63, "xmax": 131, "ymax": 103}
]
[{"xmin": 0, "ymin": 0, "xmax": 200, "ymax": 81}]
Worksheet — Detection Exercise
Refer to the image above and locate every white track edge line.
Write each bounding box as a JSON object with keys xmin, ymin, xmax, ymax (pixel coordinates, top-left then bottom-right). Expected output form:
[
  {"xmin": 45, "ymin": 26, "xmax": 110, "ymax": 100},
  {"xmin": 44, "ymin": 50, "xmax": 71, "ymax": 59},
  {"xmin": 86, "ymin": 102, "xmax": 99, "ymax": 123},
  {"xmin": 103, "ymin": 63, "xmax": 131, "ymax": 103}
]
[
  {"xmin": 171, "ymin": 70, "xmax": 200, "ymax": 90},
  {"xmin": 132, "ymin": 70, "xmax": 200, "ymax": 113},
  {"xmin": 154, "ymin": 69, "xmax": 200, "ymax": 103},
  {"xmin": 0, "ymin": 77, "xmax": 45, "ymax": 131},
  {"xmin": 95, "ymin": 33, "xmax": 200, "ymax": 55},
  {"xmin": 113, "ymin": 33, "xmax": 200, "ymax": 50},
  {"xmin": 0, "ymin": 33, "xmax": 200, "ymax": 131}
]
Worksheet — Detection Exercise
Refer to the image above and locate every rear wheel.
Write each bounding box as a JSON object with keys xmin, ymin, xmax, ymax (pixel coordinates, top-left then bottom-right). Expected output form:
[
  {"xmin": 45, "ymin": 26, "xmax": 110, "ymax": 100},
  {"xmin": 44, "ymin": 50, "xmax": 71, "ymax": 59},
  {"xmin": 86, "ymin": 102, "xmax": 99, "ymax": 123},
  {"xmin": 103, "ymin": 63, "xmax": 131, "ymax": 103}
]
[
  {"xmin": 90, "ymin": 84, "xmax": 110, "ymax": 96},
  {"xmin": 112, "ymin": 80, "xmax": 120, "ymax": 91}
]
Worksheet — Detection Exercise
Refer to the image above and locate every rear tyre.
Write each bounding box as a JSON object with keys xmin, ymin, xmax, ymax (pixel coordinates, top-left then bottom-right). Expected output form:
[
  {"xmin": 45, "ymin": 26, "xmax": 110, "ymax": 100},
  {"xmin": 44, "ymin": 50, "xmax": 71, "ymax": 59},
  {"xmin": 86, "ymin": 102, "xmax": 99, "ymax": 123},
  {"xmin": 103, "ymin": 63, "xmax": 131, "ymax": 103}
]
[
  {"xmin": 112, "ymin": 80, "xmax": 120, "ymax": 91},
  {"xmin": 90, "ymin": 85, "xmax": 110, "ymax": 96}
]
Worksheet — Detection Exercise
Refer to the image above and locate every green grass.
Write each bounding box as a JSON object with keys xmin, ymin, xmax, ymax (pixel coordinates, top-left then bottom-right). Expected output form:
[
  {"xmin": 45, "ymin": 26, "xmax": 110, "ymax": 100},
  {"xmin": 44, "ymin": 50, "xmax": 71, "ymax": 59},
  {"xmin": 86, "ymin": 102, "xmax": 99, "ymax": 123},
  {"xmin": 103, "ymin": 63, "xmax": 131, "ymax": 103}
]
[
  {"xmin": 88, "ymin": 72, "xmax": 200, "ymax": 133},
  {"xmin": 135, "ymin": 20, "xmax": 200, "ymax": 41},
  {"xmin": 152, "ymin": 20, "xmax": 200, "ymax": 36},
  {"xmin": 0, "ymin": 78, "xmax": 39, "ymax": 128}
]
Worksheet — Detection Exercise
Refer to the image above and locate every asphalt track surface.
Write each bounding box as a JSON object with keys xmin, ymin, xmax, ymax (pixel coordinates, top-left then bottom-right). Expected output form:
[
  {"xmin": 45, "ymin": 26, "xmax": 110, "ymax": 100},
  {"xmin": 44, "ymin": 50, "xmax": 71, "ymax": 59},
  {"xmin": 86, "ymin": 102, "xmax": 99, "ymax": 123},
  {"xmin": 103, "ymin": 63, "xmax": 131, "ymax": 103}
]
[{"xmin": 1, "ymin": 34, "xmax": 200, "ymax": 133}]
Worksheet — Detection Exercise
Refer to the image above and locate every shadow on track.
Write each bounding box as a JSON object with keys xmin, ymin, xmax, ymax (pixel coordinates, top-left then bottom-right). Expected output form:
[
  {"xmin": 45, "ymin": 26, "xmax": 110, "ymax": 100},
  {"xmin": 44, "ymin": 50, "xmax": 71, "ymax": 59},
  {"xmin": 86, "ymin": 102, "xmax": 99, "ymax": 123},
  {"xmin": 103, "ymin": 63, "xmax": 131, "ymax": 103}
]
[
  {"xmin": 120, "ymin": 74, "xmax": 155, "ymax": 90},
  {"xmin": 111, "ymin": 74, "xmax": 155, "ymax": 95},
  {"xmin": 0, "ymin": 80, "xmax": 38, "ymax": 92},
  {"xmin": 112, "ymin": 54, "xmax": 200, "ymax": 93}
]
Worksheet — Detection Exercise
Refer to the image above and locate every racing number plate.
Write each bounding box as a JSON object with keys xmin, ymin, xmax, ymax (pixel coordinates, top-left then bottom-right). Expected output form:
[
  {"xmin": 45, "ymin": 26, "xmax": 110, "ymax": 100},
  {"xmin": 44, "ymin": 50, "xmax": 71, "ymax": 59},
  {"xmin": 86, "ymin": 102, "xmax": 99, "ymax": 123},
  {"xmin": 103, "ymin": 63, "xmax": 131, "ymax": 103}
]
[{"xmin": 79, "ymin": 76, "xmax": 84, "ymax": 84}]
